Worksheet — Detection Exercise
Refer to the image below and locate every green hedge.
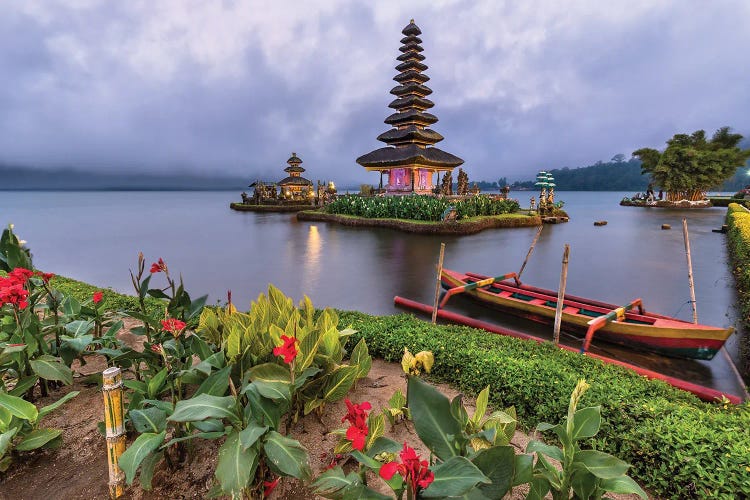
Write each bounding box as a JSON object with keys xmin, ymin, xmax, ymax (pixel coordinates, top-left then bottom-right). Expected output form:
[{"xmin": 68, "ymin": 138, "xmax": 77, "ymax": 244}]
[
  {"xmin": 338, "ymin": 311, "xmax": 750, "ymax": 499},
  {"xmin": 726, "ymin": 203, "xmax": 750, "ymax": 382},
  {"xmin": 49, "ymin": 274, "xmax": 163, "ymax": 315}
]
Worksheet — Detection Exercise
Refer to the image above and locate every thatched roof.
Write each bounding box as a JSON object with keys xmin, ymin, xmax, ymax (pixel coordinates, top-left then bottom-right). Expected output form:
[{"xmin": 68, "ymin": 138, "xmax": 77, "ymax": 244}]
[{"xmin": 357, "ymin": 144, "xmax": 463, "ymax": 169}]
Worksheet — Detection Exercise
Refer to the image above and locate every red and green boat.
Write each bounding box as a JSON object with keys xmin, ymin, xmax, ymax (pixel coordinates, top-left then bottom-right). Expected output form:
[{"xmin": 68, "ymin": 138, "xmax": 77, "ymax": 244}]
[{"xmin": 438, "ymin": 268, "xmax": 733, "ymax": 360}]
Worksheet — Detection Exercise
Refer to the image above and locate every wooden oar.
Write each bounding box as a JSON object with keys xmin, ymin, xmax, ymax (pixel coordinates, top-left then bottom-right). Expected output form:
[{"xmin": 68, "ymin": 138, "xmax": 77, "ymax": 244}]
[
  {"xmin": 517, "ymin": 225, "xmax": 543, "ymax": 284},
  {"xmin": 581, "ymin": 298, "xmax": 644, "ymax": 353},
  {"xmin": 431, "ymin": 243, "xmax": 446, "ymax": 324},
  {"xmin": 438, "ymin": 273, "xmax": 518, "ymax": 309},
  {"xmin": 553, "ymin": 244, "xmax": 570, "ymax": 345}
]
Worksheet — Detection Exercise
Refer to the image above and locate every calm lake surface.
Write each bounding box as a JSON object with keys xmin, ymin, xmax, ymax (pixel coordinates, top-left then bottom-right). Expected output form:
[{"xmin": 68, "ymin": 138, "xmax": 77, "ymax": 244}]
[{"xmin": 1, "ymin": 190, "xmax": 746, "ymax": 396}]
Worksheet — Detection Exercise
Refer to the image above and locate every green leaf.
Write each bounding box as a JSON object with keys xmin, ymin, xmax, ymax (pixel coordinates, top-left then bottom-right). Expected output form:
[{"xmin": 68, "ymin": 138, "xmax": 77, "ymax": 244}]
[
  {"xmin": 30, "ymin": 357, "xmax": 73, "ymax": 385},
  {"xmin": 297, "ymin": 325, "xmax": 324, "ymax": 372},
  {"xmin": 248, "ymin": 363, "xmax": 291, "ymax": 402},
  {"xmin": 215, "ymin": 429, "xmax": 258, "ymax": 496},
  {"xmin": 263, "ymin": 430, "xmax": 312, "ymax": 480},
  {"xmin": 526, "ymin": 440, "xmax": 564, "ymax": 462},
  {"xmin": 64, "ymin": 320, "xmax": 94, "ymax": 336},
  {"xmin": 365, "ymin": 412, "xmax": 385, "ymax": 451},
  {"xmin": 243, "ymin": 385, "xmax": 281, "ymax": 430},
  {"xmin": 464, "ymin": 445, "xmax": 516, "ymax": 499},
  {"xmin": 61, "ymin": 296, "xmax": 81, "ymax": 316},
  {"xmin": 321, "ymin": 365, "xmax": 359, "ymax": 402},
  {"xmin": 15, "ymin": 429, "xmax": 62, "ymax": 451},
  {"xmin": 571, "ymin": 469, "xmax": 598, "ymax": 500},
  {"xmin": 366, "ymin": 436, "xmax": 401, "ymax": 458},
  {"xmin": 575, "ymin": 450, "xmax": 630, "ymax": 479},
  {"xmin": 599, "ymin": 475, "xmax": 648, "ymax": 499},
  {"xmin": 350, "ymin": 338, "xmax": 371, "ymax": 379},
  {"xmin": 38, "ymin": 391, "xmax": 79, "ymax": 420},
  {"xmin": 472, "ymin": 386, "xmax": 490, "ymax": 428},
  {"xmin": 119, "ymin": 431, "xmax": 166, "ymax": 485},
  {"xmin": 407, "ymin": 375, "xmax": 463, "ymax": 460},
  {"xmin": 8, "ymin": 375, "xmax": 39, "ymax": 397},
  {"xmin": 421, "ymin": 456, "xmax": 490, "ymax": 498},
  {"xmin": 313, "ymin": 467, "xmax": 361, "ymax": 499},
  {"xmin": 194, "ymin": 366, "xmax": 231, "ymax": 397},
  {"xmin": 571, "ymin": 406, "xmax": 601, "ymax": 441},
  {"xmin": 512, "ymin": 454, "xmax": 534, "ymax": 486},
  {"xmin": 0, "ymin": 429, "xmax": 17, "ymax": 457},
  {"xmin": 239, "ymin": 421, "xmax": 268, "ymax": 450},
  {"xmin": 450, "ymin": 394, "xmax": 469, "ymax": 428},
  {"xmin": 0, "ymin": 391, "xmax": 38, "ymax": 422},
  {"xmin": 139, "ymin": 450, "xmax": 164, "ymax": 491},
  {"xmin": 350, "ymin": 449, "xmax": 381, "ymax": 469},
  {"xmin": 526, "ymin": 476, "xmax": 551, "ymax": 500},
  {"xmin": 147, "ymin": 367, "xmax": 168, "ymax": 399},
  {"xmin": 130, "ymin": 407, "xmax": 168, "ymax": 433},
  {"xmin": 169, "ymin": 394, "xmax": 240, "ymax": 424}
]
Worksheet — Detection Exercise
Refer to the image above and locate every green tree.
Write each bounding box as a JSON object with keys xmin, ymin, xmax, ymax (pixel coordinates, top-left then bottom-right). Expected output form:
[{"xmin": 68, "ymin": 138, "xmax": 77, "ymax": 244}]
[{"xmin": 633, "ymin": 127, "xmax": 750, "ymax": 201}]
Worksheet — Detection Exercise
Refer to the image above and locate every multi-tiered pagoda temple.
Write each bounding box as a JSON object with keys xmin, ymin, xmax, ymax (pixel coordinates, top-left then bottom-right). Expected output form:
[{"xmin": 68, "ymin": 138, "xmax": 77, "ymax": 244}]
[{"xmin": 357, "ymin": 20, "xmax": 463, "ymax": 194}]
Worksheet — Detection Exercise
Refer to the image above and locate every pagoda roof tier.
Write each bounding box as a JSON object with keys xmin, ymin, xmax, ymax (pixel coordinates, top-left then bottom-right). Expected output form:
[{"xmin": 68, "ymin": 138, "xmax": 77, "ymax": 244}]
[
  {"xmin": 399, "ymin": 42, "xmax": 423, "ymax": 53},
  {"xmin": 400, "ymin": 35, "xmax": 422, "ymax": 45},
  {"xmin": 278, "ymin": 176, "xmax": 312, "ymax": 186},
  {"xmin": 393, "ymin": 70, "xmax": 429, "ymax": 84},
  {"xmin": 395, "ymin": 60, "xmax": 428, "ymax": 73},
  {"xmin": 402, "ymin": 21, "xmax": 422, "ymax": 36},
  {"xmin": 286, "ymin": 153, "xmax": 302, "ymax": 164},
  {"xmin": 284, "ymin": 165, "xmax": 305, "ymax": 173},
  {"xmin": 376, "ymin": 126, "xmax": 444, "ymax": 146},
  {"xmin": 384, "ymin": 109, "xmax": 438, "ymax": 127},
  {"xmin": 390, "ymin": 83, "xmax": 432, "ymax": 97},
  {"xmin": 357, "ymin": 145, "xmax": 463, "ymax": 170},
  {"xmin": 388, "ymin": 96, "xmax": 434, "ymax": 111},
  {"xmin": 396, "ymin": 51, "xmax": 425, "ymax": 62}
]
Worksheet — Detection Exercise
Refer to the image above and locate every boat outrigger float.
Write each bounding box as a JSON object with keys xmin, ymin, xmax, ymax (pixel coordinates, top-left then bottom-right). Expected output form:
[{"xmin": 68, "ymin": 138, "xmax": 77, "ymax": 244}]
[{"xmin": 393, "ymin": 269, "xmax": 740, "ymax": 404}]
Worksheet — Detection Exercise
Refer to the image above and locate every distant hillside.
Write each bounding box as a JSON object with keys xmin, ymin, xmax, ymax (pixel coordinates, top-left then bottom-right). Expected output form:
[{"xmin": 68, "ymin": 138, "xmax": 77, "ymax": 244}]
[{"xmin": 0, "ymin": 165, "xmax": 248, "ymax": 191}]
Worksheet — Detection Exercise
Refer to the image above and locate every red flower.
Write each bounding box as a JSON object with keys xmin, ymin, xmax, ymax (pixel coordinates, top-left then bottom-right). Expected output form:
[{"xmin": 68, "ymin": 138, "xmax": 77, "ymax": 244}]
[
  {"xmin": 35, "ymin": 271, "xmax": 55, "ymax": 283},
  {"xmin": 92, "ymin": 291, "xmax": 103, "ymax": 304},
  {"xmin": 150, "ymin": 258, "xmax": 167, "ymax": 273},
  {"xmin": 161, "ymin": 318, "xmax": 186, "ymax": 337},
  {"xmin": 0, "ymin": 277, "xmax": 29, "ymax": 310},
  {"xmin": 273, "ymin": 334, "xmax": 298, "ymax": 364},
  {"xmin": 263, "ymin": 476, "xmax": 280, "ymax": 498},
  {"xmin": 8, "ymin": 268, "xmax": 33, "ymax": 284},
  {"xmin": 341, "ymin": 399, "xmax": 371, "ymax": 451},
  {"xmin": 379, "ymin": 442, "xmax": 434, "ymax": 496}
]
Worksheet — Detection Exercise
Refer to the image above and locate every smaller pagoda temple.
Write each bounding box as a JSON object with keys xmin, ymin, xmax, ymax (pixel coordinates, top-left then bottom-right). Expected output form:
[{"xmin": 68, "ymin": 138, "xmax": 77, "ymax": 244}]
[
  {"xmin": 277, "ymin": 153, "xmax": 313, "ymax": 199},
  {"xmin": 357, "ymin": 20, "xmax": 463, "ymax": 194}
]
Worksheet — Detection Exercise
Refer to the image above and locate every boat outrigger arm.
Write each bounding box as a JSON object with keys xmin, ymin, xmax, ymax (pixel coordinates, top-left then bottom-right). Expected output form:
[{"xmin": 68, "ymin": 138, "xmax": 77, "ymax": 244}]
[
  {"xmin": 438, "ymin": 273, "xmax": 520, "ymax": 309},
  {"xmin": 581, "ymin": 299, "xmax": 644, "ymax": 353}
]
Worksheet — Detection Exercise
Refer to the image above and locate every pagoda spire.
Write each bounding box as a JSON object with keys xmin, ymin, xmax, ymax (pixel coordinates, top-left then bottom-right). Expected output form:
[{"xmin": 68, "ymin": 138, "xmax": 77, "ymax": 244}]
[{"xmin": 357, "ymin": 20, "xmax": 463, "ymax": 193}]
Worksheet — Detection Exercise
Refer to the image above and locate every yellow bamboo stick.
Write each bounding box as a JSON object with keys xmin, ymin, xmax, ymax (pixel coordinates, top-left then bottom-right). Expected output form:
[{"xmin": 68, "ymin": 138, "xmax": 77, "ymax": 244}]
[{"xmin": 103, "ymin": 367, "xmax": 126, "ymax": 499}]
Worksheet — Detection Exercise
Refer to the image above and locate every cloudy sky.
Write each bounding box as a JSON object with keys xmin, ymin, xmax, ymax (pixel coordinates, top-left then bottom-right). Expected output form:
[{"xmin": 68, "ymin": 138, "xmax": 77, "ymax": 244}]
[{"xmin": 2, "ymin": 0, "xmax": 749, "ymax": 184}]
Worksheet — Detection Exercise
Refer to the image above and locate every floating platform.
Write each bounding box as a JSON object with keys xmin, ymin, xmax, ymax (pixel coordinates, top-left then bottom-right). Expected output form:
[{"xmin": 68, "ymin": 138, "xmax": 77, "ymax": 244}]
[{"xmin": 230, "ymin": 202, "xmax": 316, "ymax": 213}]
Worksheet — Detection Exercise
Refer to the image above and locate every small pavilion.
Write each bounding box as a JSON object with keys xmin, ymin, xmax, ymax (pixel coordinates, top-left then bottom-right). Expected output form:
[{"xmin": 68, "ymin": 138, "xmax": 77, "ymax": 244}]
[{"xmin": 356, "ymin": 20, "xmax": 463, "ymax": 194}]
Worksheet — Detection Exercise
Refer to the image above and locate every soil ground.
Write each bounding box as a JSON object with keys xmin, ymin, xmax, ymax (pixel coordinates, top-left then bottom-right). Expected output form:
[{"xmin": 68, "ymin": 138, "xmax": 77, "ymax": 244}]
[{"xmin": 0, "ymin": 320, "xmax": 648, "ymax": 499}]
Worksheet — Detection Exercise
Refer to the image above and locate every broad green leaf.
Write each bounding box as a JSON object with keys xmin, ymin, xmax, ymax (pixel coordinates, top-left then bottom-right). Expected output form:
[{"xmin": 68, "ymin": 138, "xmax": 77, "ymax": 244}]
[
  {"xmin": 147, "ymin": 367, "xmax": 168, "ymax": 399},
  {"xmin": 215, "ymin": 429, "xmax": 258, "ymax": 496},
  {"xmin": 64, "ymin": 320, "xmax": 94, "ymax": 336},
  {"xmin": 8, "ymin": 375, "xmax": 39, "ymax": 397},
  {"xmin": 313, "ymin": 467, "xmax": 361, "ymax": 498},
  {"xmin": 169, "ymin": 394, "xmax": 240, "ymax": 424},
  {"xmin": 526, "ymin": 476, "xmax": 551, "ymax": 500},
  {"xmin": 450, "ymin": 394, "xmax": 469, "ymax": 428},
  {"xmin": 365, "ymin": 412, "xmax": 385, "ymax": 450},
  {"xmin": 575, "ymin": 450, "xmax": 630, "ymax": 479},
  {"xmin": 103, "ymin": 320, "xmax": 124, "ymax": 339},
  {"xmin": 526, "ymin": 440, "xmax": 564, "ymax": 462},
  {"xmin": 263, "ymin": 430, "xmax": 311, "ymax": 481},
  {"xmin": 421, "ymin": 456, "xmax": 490, "ymax": 498},
  {"xmin": 38, "ymin": 391, "xmax": 79, "ymax": 420},
  {"xmin": 0, "ymin": 391, "xmax": 38, "ymax": 422},
  {"xmin": 321, "ymin": 365, "xmax": 359, "ymax": 402},
  {"xmin": 0, "ymin": 429, "xmax": 17, "ymax": 457},
  {"xmin": 123, "ymin": 379, "xmax": 148, "ymax": 394},
  {"xmin": 192, "ymin": 419, "xmax": 226, "ymax": 433},
  {"xmin": 243, "ymin": 385, "xmax": 281, "ymax": 430},
  {"xmin": 350, "ymin": 338, "xmax": 371, "ymax": 379},
  {"xmin": 471, "ymin": 386, "xmax": 490, "ymax": 428},
  {"xmin": 512, "ymin": 454, "xmax": 534, "ymax": 486},
  {"xmin": 366, "ymin": 436, "xmax": 401, "ymax": 458},
  {"xmin": 351, "ymin": 450, "xmax": 381, "ymax": 469},
  {"xmin": 161, "ymin": 431, "xmax": 225, "ymax": 449},
  {"xmin": 248, "ymin": 363, "xmax": 291, "ymax": 402},
  {"xmin": 30, "ymin": 357, "xmax": 73, "ymax": 385},
  {"xmin": 571, "ymin": 406, "xmax": 601, "ymax": 441},
  {"xmin": 194, "ymin": 366, "xmax": 231, "ymax": 397},
  {"xmin": 407, "ymin": 376, "xmax": 463, "ymax": 460},
  {"xmin": 464, "ymin": 445, "xmax": 515, "ymax": 500},
  {"xmin": 15, "ymin": 429, "xmax": 62, "ymax": 451},
  {"xmin": 571, "ymin": 469, "xmax": 598, "ymax": 500},
  {"xmin": 297, "ymin": 325, "xmax": 324, "ymax": 372},
  {"xmin": 599, "ymin": 475, "xmax": 648, "ymax": 499},
  {"xmin": 139, "ymin": 450, "xmax": 164, "ymax": 491},
  {"xmin": 239, "ymin": 421, "xmax": 268, "ymax": 450},
  {"xmin": 341, "ymin": 483, "xmax": 391, "ymax": 499},
  {"xmin": 130, "ymin": 407, "xmax": 168, "ymax": 433},
  {"xmin": 119, "ymin": 431, "xmax": 166, "ymax": 484},
  {"xmin": 61, "ymin": 295, "xmax": 81, "ymax": 316}
]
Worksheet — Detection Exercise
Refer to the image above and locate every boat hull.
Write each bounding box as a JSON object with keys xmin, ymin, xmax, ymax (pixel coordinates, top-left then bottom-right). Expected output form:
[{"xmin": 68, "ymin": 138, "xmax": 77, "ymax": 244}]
[{"xmin": 440, "ymin": 269, "xmax": 732, "ymax": 360}]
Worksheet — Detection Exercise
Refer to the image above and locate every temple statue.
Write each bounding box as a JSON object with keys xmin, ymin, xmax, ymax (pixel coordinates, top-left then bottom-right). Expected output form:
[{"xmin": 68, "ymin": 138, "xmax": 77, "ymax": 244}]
[
  {"xmin": 441, "ymin": 170, "xmax": 453, "ymax": 195},
  {"xmin": 356, "ymin": 20, "xmax": 463, "ymax": 194},
  {"xmin": 456, "ymin": 168, "xmax": 469, "ymax": 196}
]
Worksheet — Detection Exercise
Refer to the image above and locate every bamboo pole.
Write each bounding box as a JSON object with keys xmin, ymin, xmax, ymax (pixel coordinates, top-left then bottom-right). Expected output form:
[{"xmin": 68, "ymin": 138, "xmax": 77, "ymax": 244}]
[
  {"xmin": 432, "ymin": 243, "xmax": 446, "ymax": 324},
  {"xmin": 518, "ymin": 225, "xmax": 543, "ymax": 283},
  {"xmin": 553, "ymin": 244, "xmax": 570, "ymax": 345},
  {"xmin": 103, "ymin": 367, "xmax": 126, "ymax": 499},
  {"xmin": 682, "ymin": 218, "xmax": 698, "ymax": 324}
]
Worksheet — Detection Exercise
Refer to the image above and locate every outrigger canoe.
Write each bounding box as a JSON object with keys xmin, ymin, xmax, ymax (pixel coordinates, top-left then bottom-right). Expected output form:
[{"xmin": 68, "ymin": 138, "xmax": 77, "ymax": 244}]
[{"xmin": 438, "ymin": 268, "xmax": 733, "ymax": 360}]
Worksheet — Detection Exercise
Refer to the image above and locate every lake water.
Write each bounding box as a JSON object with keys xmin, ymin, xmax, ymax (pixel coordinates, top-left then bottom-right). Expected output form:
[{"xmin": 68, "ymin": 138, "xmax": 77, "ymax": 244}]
[{"xmin": 1, "ymin": 190, "xmax": 746, "ymax": 396}]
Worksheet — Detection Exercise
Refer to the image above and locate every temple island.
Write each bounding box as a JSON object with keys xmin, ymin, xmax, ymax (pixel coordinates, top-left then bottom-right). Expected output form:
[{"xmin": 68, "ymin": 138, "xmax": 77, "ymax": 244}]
[{"xmin": 230, "ymin": 152, "xmax": 337, "ymax": 212}]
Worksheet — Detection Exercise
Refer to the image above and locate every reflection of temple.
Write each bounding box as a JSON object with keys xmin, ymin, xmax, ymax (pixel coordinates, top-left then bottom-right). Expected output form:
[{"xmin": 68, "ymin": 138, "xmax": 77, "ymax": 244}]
[{"xmin": 356, "ymin": 20, "xmax": 463, "ymax": 194}]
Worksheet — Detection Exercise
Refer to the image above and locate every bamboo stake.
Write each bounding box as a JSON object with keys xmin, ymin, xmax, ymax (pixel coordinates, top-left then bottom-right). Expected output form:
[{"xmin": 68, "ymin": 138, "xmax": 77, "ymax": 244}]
[
  {"xmin": 518, "ymin": 225, "xmax": 543, "ymax": 282},
  {"xmin": 432, "ymin": 243, "xmax": 446, "ymax": 324},
  {"xmin": 553, "ymin": 244, "xmax": 570, "ymax": 345},
  {"xmin": 682, "ymin": 218, "xmax": 698, "ymax": 324},
  {"xmin": 103, "ymin": 367, "xmax": 126, "ymax": 499}
]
